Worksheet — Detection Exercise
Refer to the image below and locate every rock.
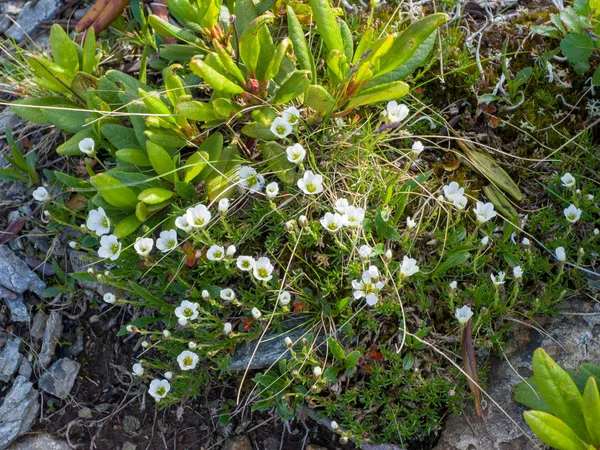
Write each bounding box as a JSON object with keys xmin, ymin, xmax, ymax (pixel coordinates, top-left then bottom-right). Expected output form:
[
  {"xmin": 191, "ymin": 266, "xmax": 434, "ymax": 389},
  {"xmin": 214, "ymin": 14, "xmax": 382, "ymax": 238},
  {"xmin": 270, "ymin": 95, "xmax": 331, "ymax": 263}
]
[
  {"xmin": 261, "ymin": 437, "xmax": 280, "ymax": 450},
  {"xmin": 122, "ymin": 415, "xmax": 141, "ymax": 435},
  {"xmin": 0, "ymin": 287, "xmax": 28, "ymax": 323},
  {"xmin": 0, "ymin": 338, "xmax": 22, "ymax": 383},
  {"xmin": 38, "ymin": 358, "xmax": 80, "ymax": 399},
  {"xmin": 38, "ymin": 312, "xmax": 62, "ymax": 368},
  {"xmin": 29, "ymin": 311, "xmax": 48, "ymax": 342},
  {"xmin": 0, "ymin": 112, "xmax": 20, "ymax": 135},
  {"xmin": 68, "ymin": 251, "xmax": 109, "ymax": 297},
  {"xmin": 434, "ymin": 298, "xmax": 600, "ymax": 450},
  {"xmin": 17, "ymin": 359, "xmax": 32, "ymax": 380},
  {"xmin": 221, "ymin": 436, "xmax": 252, "ymax": 450},
  {"xmin": 122, "ymin": 443, "xmax": 137, "ymax": 450},
  {"xmin": 0, "ymin": 246, "xmax": 45, "ymax": 296},
  {"xmin": 8, "ymin": 434, "xmax": 70, "ymax": 450},
  {"xmin": 64, "ymin": 327, "xmax": 84, "ymax": 358},
  {"xmin": 4, "ymin": 0, "xmax": 62, "ymax": 42},
  {"xmin": 0, "ymin": 375, "xmax": 40, "ymax": 450},
  {"xmin": 73, "ymin": 7, "xmax": 89, "ymax": 20},
  {"xmin": 77, "ymin": 407, "xmax": 92, "ymax": 419}
]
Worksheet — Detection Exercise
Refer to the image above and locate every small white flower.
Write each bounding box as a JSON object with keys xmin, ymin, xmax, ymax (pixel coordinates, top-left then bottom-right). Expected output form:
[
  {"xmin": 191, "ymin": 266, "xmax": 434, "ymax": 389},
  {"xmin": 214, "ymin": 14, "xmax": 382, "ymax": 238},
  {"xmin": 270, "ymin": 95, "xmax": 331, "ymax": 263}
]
[
  {"xmin": 278, "ymin": 291, "xmax": 292, "ymax": 306},
  {"xmin": 384, "ymin": 249, "xmax": 393, "ymax": 261},
  {"xmin": 473, "ymin": 202, "xmax": 497, "ymax": 224},
  {"xmin": 358, "ymin": 244, "xmax": 372, "ymax": 259},
  {"xmin": 365, "ymin": 293, "xmax": 379, "ymax": 306},
  {"xmin": 175, "ymin": 214, "xmax": 193, "ymax": 232},
  {"xmin": 313, "ymin": 366, "xmax": 322, "ymax": 377},
  {"xmin": 453, "ymin": 195, "xmax": 468, "ymax": 210},
  {"xmin": 87, "ymin": 207, "xmax": 111, "ymax": 236},
  {"xmin": 188, "ymin": 341, "xmax": 197, "ymax": 349},
  {"xmin": 443, "ymin": 182, "xmax": 464, "ymax": 202},
  {"xmin": 32, "ymin": 186, "xmax": 49, "ymax": 202},
  {"xmin": 132, "ymin": 363, "xmax": 144, "ymax": 376},
  {"xmin": 399, "ymin": 256, "xmax": 419, "ymax": 279},
  {"xmin": 382, "ymin": 101, "xmax": 409, "ymax": 123},
  {"xmin": 522, "ymin": 237, "xmax": 531, "ymax": 246},
  {"xmin": 594, "ymin": 229, "xmax": 599, "ymax": 236},
  {"xmin": 364, "ymin": 265, "xmax": 380, "ymax": 281},
  {"xmin": 163, "ymin": 330, "xmax": 170, "ymax": 338},
  {"xmin": 202, "ymin": 290, "xmax": 210, "ymax": 300},
  {"xmin": 513, "ymin": 266, "xmax": 523, "ymax": 279},
  {"xmin": 563, "ymin": 204, "xmax": 582, "ymax": 223},
  {"xmin": 343, "ymin": 206, "xmax": 365, "ymax": 229},
  {"xmin": 588, "ymin": 194, "xmax": 594, "ymax": 201},
  {"xmin": 455, "ymin": 305, "xmax": 473, "ymax": 324},
  {"xmin": 320, "ymin": 212, "xmax": 344, "ymax": 232},
  {"xmin": 253, "ymin": 257, "xmax": 274, "ymax": 281},
  {"xmin": 174, "ymin": 300, "xmax": 199, "ymax": 322},
  {"xmin": 220, "ymin": 288, "xmax": 236, "ymax": 301},
  {"xmin": 177, "ymin": 350, "xmax": 199, "ymax": 371},
  {"xmin": 286, "ymin": 143, "xmax": 306, "ymax": 164},
  {"xmin": 251, "ymin": 307, "xmax": 262, "ymax": 319},
  {"xmin": 223, "ymin": 322, "xmax": 232, "ymax": 334},
  {"xmin": 148, "ymin": 379, "xmax": 170, "ymax": 401},
  {"xmin": 449, "ymin": 281, "xmax": 458, "ymax": 290},
  {"xmin": 298, "ymin": 215, "xmax": 309, "ymax": 228},
  {"xmin": 406, "ymin": 216, "xmax": 416, "ymax": 230},
  {"xmin": 207, "ymin": 245, "xmax": 225, "ymax": 261},
  {"xmin": 331, "ymin": 421, "xmax": 339, "ymax": 430},
  {"xmin": 266, "ymin": 182, "xmax": 279, "ymax": 198},
  {"xmin": 156, "ymin": 229, "xmax": 178, "ymax": 252},
  {"xmin": 186, "ymin": 204, "xmax": 212, "ymax": 228},
  {"xmin": 411, "ymin": 141, "xmax": 424, "ymax": 156},
  {"xmin": 218, "ymin": 198, "xmax": 229, "ymax": 213},
  {"xmin": 141, "ymin": 341, "xmax": 149, "ymax": 348},
  {"xmin": 226, "ymin": 245, "xmax": 236, "ymax": 256},
  {"xmin": 134, "ymin": 237, "xmax": 153, "ymax": 257},
  {"xmin": 490, "ymin": 271, "xmax": 506, "ymax": 285},
  {"xmin": 126, "ymin": 325, "xmax": 134, "ymax": 333},
  {"xmin": 68, "ymin": 241, "xmax": 78, "ymax": 249},
  {"xmin": 282, "ymin": 106, "xmax": 300, "ymax": 126},
  {"xmin": 561, "ymin": 173, "xmax": 575, "ymax": 188},
  {"xmin": 284, "ymin": 220, "xmax": 295, "ymax": 232},
  {"xmin": 103, "ymin": 292, "xmax": 116, "ymax": 304},
  {"xmin": 335, "ymin": 198, "xmax": 349, "ymax": 214},
  {"xmin": 98, "ymin": 235, "xmax": 122, "ymax": 261},
  {"xmin": 79, "ymin": 137, "xmax": 96, "ymax": 156},
  {"xmin": 555, "ymin": 246, "xmax": 566, "ymax": 262},
  {"xmin": 164, "ymin": 371, "xmax": 173, "ymax": 380},
  {"xmin": 481, "ymin": 236, "xmax": 490, "ymax": 246},
  {"xmin": 270, "ymin": 117, "xmax": 293, "ymax": 139},
  {"xmin": 236, "ymin": 256, "xmax": 255, "ymax": 271},
  {"xmin": 284, "ymin": 336, "xmax": 293, "ymax": 347},
  {"xmin": 297, "ymin": 171, "xmax": 324, "ymax": 195},
  {"xmin": 238, "ymin": 166, "xmax": 265, "ymax": 193}
]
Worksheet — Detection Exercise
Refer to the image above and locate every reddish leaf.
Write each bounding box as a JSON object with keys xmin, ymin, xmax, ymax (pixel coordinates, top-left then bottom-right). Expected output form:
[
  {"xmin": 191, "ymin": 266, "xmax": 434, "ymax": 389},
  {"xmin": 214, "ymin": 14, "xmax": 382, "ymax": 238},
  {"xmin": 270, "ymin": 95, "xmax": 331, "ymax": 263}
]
[
  {"xmin": 0, "ymin": 218, "xmax": 25, "ymax": 244},
  {"xmin": 461, "ymin": 318, "xmax": 483, "ymax": 418}
]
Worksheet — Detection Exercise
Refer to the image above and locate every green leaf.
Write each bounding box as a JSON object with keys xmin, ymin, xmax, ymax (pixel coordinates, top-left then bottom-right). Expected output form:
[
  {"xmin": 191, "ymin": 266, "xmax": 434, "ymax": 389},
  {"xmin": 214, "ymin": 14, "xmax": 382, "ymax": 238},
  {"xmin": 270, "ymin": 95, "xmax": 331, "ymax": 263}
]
[
  {"xmin": 462, "ymin": 146, "xmax": 522, "ymax": 201},
  {"xmin": 82, "ymin": 27, "xmax": 97, "ymax": 74},
  {"xmin": 264, "ymin": 38, "xmax": 292, "ymax": 82},
  {"xmin": 138, "ymin": 187, "xmax": 175, "ymax": 204},
  {"xmin": 0, "ymin": 168, "xmax": 28, "ymax": 182},
  {"xmin": 240, "ymin": 122, "xmax": 278, "ymax": 140},
  {"xmin": 50, "ymin": 24, "xmax": 79, "ymax": 74},
  {"xmin": 273, "ymin": 70, "xmax": 311, "ymax": 104},
  {"xmin": 513, "ymin": 377, "xmax": 553, "ymax": 413},
  {"xmin": 433, "ymin": 251, "xmax": 471, "ymax": 276},
  {"xmin": 287, "ymin": 6, "xmax": 316, "ymax": 81},
  {"xmin": 148, "ymin": 14, "xmax": 203, "ymax": 44},
  {"xmin": 345, "ymin": 80, "xmax": 409, "ymax": 111},
  {"xmin": 56, "ymin": 128, "xmax": 97, "ymax": 156},
  {"xmin": 115, "ymin": 148, "xmax": 152, "ymax": 166},
  {"xmin": 531, "ymin": 25, "xmax": 562, "ymax": 38},
  {"xmin": 114, "ymin": 215, "xmax": 142, "ymax": 238},
  {"xmin": 206, "ymin": 145, "xmax": 241, "ymax": 200},
  {"xmin": 239, "ymin": 14, "xmax": 274, "ymax": 76},
  {"xmin": 524, "ymin": 411, "xmax": 588, "ymax": 450},
  {"xmin": 189, "ymin": 58, "xmax": 244, "ymax": 94},
  {"xmin": 259, "ymin": 142, "xmax": 295, "ymax": 183},
  {"xmin": 235, "ymin": 0, "xmax": 258, "ymax": 35},
  {"xmin": 147, "ymin": 141, "xmax": 177, "ymax": 183},
  {"xmin": 174, "ymin": 181, "xmax": 196, "ymax": 199},
  {"xmin": 304, "ymin": 84, "xmax": 336, "ymax": 115},
  {"xmin": 213, "ymin": 40, "xmax": 246, "ymax": 85},
  {"xmin": 323, "ymin": 366, "xmax": 340, "ymax": 383},
  {"xmin": 328, "ymin": 337, "xmax": 345, "ymax": 362},
  {"xmin": 11, "ymin": 97, "xmax": 74, "ymax": 125},
  {"xmin": 580, "ymin": 364, "xmax": 600, "ymax": 383},
  {"xmin": 309, "ymin": 0, "xmax": 344, "ymax": 55},
  {"xmin": 593, "ymin": 66, "xmax": 600, "ymax": 87},
  {"xmin": 145, "ymin": 129, "xmax": 188, "ymax": 150},
  {"xmin": 101, "ymin": 124, "xmax": 140, "ymax": 149},
  {"xmin": 560, "ymin": 7, "xmax": 591, "ymax": 33},
  {"xmin": 197, "ymin": 132, "xmax": 224, "ymax": 180},
  {"xmin": 128, "ymin": 281, "xmax": 174, "ymax": 313},
  {"xmin": 533, "ymin": 348, "xmax": 591, "ymax": 443},
  {"xmin": 344, "ymin": 350, "xmax": 361, "ymax": 369},
  {"xmin": 583, "ymin": 377, "xmax": 600, "ymax": 445},
  {"xmin": 54, "ymin": 171, "xmax": 93, "ymax": 190},
  {"xmin": 339, "ymin": 20, "xmax": 354, "ymax": 61},
  {"xmin": 183, "ymin": 151, "xmax": 209, "ymax": 182},
  {"xmin": 42, "ymin": 107, "xmax": 92, "ymax": 134},
  {"xmin": 159, "ymin": 44, "xmax": 203, "ymax": 62},
  {"xmin": 117, "ymin": 316, "xmax": 164, "ymax": 336},
  {"xmin": 560, "ymin": 33, "xmax": 595, "ymax": 74},
  {"xmin": 92, "ymin": 173, "xmax": 139, "ymax": 209}
]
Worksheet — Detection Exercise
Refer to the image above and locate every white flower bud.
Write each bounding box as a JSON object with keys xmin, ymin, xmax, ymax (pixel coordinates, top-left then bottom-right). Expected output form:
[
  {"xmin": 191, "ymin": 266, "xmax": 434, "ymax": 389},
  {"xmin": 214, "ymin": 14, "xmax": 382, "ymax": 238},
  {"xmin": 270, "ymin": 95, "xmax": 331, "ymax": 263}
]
[{"xmin": 313, "ymin": 366, "xmax": 322, "ymax": 377}]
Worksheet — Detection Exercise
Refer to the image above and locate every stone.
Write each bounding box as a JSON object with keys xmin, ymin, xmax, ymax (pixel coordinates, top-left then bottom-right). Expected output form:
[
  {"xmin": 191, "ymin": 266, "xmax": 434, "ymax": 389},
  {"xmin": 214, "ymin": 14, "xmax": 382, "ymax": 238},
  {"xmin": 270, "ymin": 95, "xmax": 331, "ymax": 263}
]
[
  {"xmin": 0, "ymin": 287, "xmax": 28, "ymax": 323},
  {"xmin": 261, "ymin": 437, "xmax": 280, "ymax": 450},
  {"xmin": 17, "ymin": 359, "xmax": 32, "ymax": 380},
  {"xmin": 64, "ymin": 327, "xmax": 84, "ymax": 358},
  {"xmin": 77, "ymin": 407, "xmax": 92, "ymax": 419},
  {"xmin": 29, "ymin": 311, "xmax": 48, "ymax": 342},
  {"xmin": 38, "ymin": 358, "xmax": 80, "ymax": 399},
  {"xmin": 221, "ymin": 436, "xmax": 252, "ymax": 450},
  {"xmin": 4, "ymin": 0, "xmax": 62, "ymax": 42},
  {"xmin": 0, "ymin": 113, "xmax": 20, "ymax": 136},
  {"xmin": 0, "ymin": 375, "xmax": 40, "ymax": 450},
  {"xmin": 122, "ymin": 415, "xmax": 141, "ymax": 435},
  {"xmin": 434, "ymin": 298, "xmax": 600, "ymax": 450},
  {"xmin": 38, "ymin": 312, "xmax": 62, "ymax": 368},
  {"xmin": 0, "ymin": 246, "xmax": 45, "ymax": 296},
  {"xmin": 0, "ymin": 338, "xmax": 22, "ymax": 383},
  {"xmin": 7, "ymin": 434, "xmax": 70, "ymax": 450},
  {"xmin": 68, "ymin": 251, "xmax": 110, "ymax": 297},
  {"xmin": 122, "ymin": 443, "xmax": 137, "ymax": 450}
]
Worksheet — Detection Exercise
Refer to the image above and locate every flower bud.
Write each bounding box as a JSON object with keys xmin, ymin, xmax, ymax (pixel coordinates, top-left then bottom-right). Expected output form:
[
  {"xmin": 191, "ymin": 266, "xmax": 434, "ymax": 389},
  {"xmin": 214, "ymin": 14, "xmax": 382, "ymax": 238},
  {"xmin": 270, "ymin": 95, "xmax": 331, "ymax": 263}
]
[
  {"xmin": 331, "ymin": 421, "xmax": 339, "ymax": 430},
  {"xmin": 188, "ymin": 341, "xmax": 197, "ymax": 349},
  {"xmin": 313, "ymin": 366, "xmax": 322, "ymax": 377},
  {"xmin": 298, "ymin": 215, "xmax": 309, "ymax": 228},
  {"xmin": 68, "ymin": 241, "xmax": 78, "ymax": 249},
  {"xmin": 141, "ymin": 341, "xmax": 149, "ymax": 348},
  {"xmin": 162, "ymin": 330, "xmax": 170, "ymax": 338},
  {"xmin": 284, "ymin": 220, "xmax": 295, "ymax": 233},
  {"xmin": 284, "ymin": 337, "xmax": 293, "ymax": 348},
  {"xmin": 340, "ymin": 436, "xmax": 349, "ymax": 444},
  {"xmin": 311, "ymin": 384, "xmax": 319, "ymax": 393}
]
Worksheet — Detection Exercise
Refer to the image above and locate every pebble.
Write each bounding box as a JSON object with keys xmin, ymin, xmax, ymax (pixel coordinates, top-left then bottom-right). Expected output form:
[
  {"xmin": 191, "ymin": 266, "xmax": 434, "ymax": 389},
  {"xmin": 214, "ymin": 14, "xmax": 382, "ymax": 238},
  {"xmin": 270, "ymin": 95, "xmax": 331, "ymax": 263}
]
[
  {"xmin": 221, "ymin": 436, "xmax": 252, "ymax": 450},
  {"xmin": 4, "ymin": 0, "xmax": 62, "ymax": 42},
  {"xmin": 7, "ymin": 433, "xmax": 70, "ymax": 450},
  {"xmin": 77, "ymin": 407, "xmax": 93, "ymax": 419},
  {"xmin": 38, "ymin": 358, "xmax": 80, "ymax": 399},
  {"xmin": 29, "ymin": 311, "xmax": 48, "ymax": 342},
  {"xmin": 0, "ymin": 375, "xmax": 40, "ymax": 449},
  {"xmin": 122, "ymin": 416, "xmax": 141, "ymax": 435},
  {"xmin": 38, "ymin": 312, "xmax": 62, "ymax": 368},
  {"xmin": 0, "ymin": 246, "xmax": 45, "ymax": 296},
  {"xmin": 0, "ymin": 338, "xmax": 23, "ymax": 383}
]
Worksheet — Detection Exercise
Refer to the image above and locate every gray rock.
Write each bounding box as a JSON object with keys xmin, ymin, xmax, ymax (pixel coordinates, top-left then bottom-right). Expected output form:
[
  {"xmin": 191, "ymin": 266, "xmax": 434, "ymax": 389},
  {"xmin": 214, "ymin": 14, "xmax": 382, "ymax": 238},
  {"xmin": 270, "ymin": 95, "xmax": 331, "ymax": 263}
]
[
  {"xmin": 64, "ymin": 327, "xmax": 84, "ymax": 358},
  {"xmin": 434, "ymin": 298, "xmax": 600, "ymax": 450},
  {"xmin": 29, "ymin": 311, "xmax": 47, "ymax": 342},
  {"xmin": 4, "ymin": 0, "xmax": 62, "ymax": 42},
  {"xmin": 38, "ymin": 312, "xmax": 62, "ymax": 368},
  {"xmin": 68, "ymin": 251, "xmax": 110, "ymax": 297},
  {"xmin": 0, "ymin": 375, "xmax": 40, "ymax": 450},
  {"xmin": 0, "ymin": 112, "xmax": 20, "ymax": 133},
  {"xmin": 0, "ymin": 288, "xmax": 28, "ymax": 323},
  {"xmin": 0, "ymin": 338, "xmax": 22, "ymax": 383},
  {"xmin": 0, "ymin": 246, "xmax": 45, "ymax": 296},
  {"xmin": 122, "ymin": 443, "xmax": 137, "ymax": 450},
  {"xmin": 38, "ymin": 358, "xmax": 80, "ymax": 399},
  {"xmin": 17, "ymin": 359, "xmax": 31, "ymax": 380},
  {"xmin": 122, "ymin": 415, "xmax": 141, "ymax": 435},
  {"xmin": 77, "ymin": 407, "xmax": 92, "ymax": 419},
  {"xmin": 7, "ymin": 434, "xmax": 69, "ymax": 450}
]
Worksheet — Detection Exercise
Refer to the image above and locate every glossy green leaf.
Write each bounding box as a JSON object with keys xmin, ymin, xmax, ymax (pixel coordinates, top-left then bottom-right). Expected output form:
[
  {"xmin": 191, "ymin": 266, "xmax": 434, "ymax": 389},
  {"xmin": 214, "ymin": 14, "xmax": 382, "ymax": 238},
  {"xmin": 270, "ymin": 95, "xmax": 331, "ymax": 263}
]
[
  {"xmin": 159, "ymin": 44, "xmax": 203, "ymax": 62},
  {"xmin": 42, "ymin": 107, "xmax": 92, "ymax": 134},
  {"xmin": 101, "ymin": 124, "xmax": 141, "ymax": 150},
  {"xmin": 92, "ymin": 173, "xmax": 138, "ymax": 209},
  {"xmin": 273, "ymin": 70, "xmax": 311, "ymax": 104},
  {"xmin": 176, "ymin": 100, "xmax": 217, "ymax": 122},
  {"xmin": 255, "ymin": 25, "xmax": 275, "ymax": 82},
  {"xmin": 344, "ymin": 350, "xmax": 361, "ymax": 369},
  {"xmin": 136, "ymin": 202, "xmax": 148, "ymax": 221},
  {"xmin": 259, "ymin": 142, "xmax": 295, "ymax": 183},
  {"xmin": 328, "ymin": 337, "xmax": 345, "ymax": 362},
  {"xmin": 114, "ymin": 215, "xmax": 142, "ymax": 238},
  {"xmin": 513, "ymin": 377, "xmax": 553, "ymax": 413},
  {"xmin": 138, "ymin": 187, "xmax": 175, "ymax": 204},
  {"xmin": 148, "ymin": 14, "xmax": 202, "ymax": 44},
  {"xmin": 239, "ymin": 14, "xmax": 274, "ymax": 77},
  {"xmin": 147, "ymin": 141, "xmax": 177, "ymax": 183},
  {"xmin": 339, "ymin": 20, "xmax": 354, "ymax": 61},
  {"xmin": 189, "ymin": 58, "xmax": 244, "ymax": 94},
  {"xmin": 213, "ymin": 39, "xmax": 246, "ymax": 85},
  {"xmin": 116, "ymin": 148, "xmax": 151, "ymax": 166},
  {"xmin": 50, "ymin": 24, "xmax": 79, "ymax": 74},
  {"xmin": 305, "ymin": 84, "xmax": 336, "ymax": 115},
  {"xmin": 524, "ymin": 411, "xmax": 588, "ymax": 450},
  {"xmin": 11, "ymin": 96, "xmax": 74, "ymax": 125},
  {"xmin": 235, "ymin": 0, "xmax": 258, "ymax": 35},
  {"xmin": 310, "ymin": 0, "xmax": 344, "ymax": 55},
  {"xmin": 345, "ymin": 80, "xmax": 409, "ymax": 111},
  {"xmin": 583, "ymin": 377, "xmax": 600, "ymax": 445},
  {"xmin": 183, "ymin": 151, "xmax": 209, "ymax": 182},
  {"xmin": 240, "ymin": 122, "xmax": 277, "ymax": 140},
  {"xmin": 287, "ymin": 6, "xmax": 316, "ymax": 81},
  {"xmin": 264, "ymin": 38, "xmax": 291, "ymax": 82},
  {"xmin": 145, "ymin": 129, "xmax": 188, "ymax": 149},
  {"xmin": 82, "ymin": 27, "xmax": 97, "ymax": 74},
  {"xmin": 57, "ymin": 128, "xmax": 96, "ymax": 156},
  {"xmin": 197, "ymin": 132, "xmax": 224, "ymax": 180}
]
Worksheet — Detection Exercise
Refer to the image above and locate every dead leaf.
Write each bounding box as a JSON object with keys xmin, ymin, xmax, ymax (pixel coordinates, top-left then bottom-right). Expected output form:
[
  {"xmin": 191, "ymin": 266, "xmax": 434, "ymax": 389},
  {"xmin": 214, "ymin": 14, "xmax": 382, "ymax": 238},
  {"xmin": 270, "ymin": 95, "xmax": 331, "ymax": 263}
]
[
  {"xmin": 0, "ymin": 218, "xmax": 25, "ymax": 244},
  {"xmin": 65, "ymin": 194, "xmax": 88, "ymax": 212},
  {"xmin": 461, "ymin": 318, "xmax": 483, "ymax": 418}
]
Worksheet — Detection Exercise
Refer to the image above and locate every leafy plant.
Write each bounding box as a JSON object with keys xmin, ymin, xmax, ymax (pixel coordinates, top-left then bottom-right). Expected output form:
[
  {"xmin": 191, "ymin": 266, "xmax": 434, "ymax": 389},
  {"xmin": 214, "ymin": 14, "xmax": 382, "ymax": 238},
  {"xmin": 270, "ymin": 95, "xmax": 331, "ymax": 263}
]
[{"xmin": 0, "ymin": 126, "xmax": 40, "ymax": 185}]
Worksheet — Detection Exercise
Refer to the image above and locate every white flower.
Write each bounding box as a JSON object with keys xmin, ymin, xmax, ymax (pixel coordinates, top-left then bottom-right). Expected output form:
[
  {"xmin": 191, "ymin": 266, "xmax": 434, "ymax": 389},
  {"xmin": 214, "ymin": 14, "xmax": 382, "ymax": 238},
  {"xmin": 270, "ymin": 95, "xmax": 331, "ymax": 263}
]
[
  {"xmin": 188, "ymin": 341, "xmax": 197, "ymax": 349},
  {"xmin": 251, "ymin": 307, "xmax": 262, "ymax": 319},
  {"xmin": 226, "ymin": 245, "xmax": 236, "ymax": 256},
  {"xmin": 68, "ymin": 241, "xmax": 78, "ymax": 249},
  {"xmin": 223, "ymin": 322, "xmax": 232, "ymax": 334},
  {"xmin": 175, "ymin": 214, "xmax": 193, "ymax": 232},
  {"xmin": 320, "ymin": 212, "xmax": 344, "ymax": 232},
  {"xmin": 174, "ymin": 300, "xmax": 199, "ymax": 323},
  {"xmin": 32, "ymin": 186, "xmax": 49, "ymax": 202},
  {"xmin": 297, "ymin": 171, "xmax": 324, "ymax": 195},
  {"xmin": 443, "ymin": 182, "xmax": 464, "ymax": 202},
  {"xmin": 406, "ymin": 216, "xmax": 416, "ymax": 230},
  {"xmin": 286, "ymin": 143, "xmax": 306, "ymax": 164},
  {"xmin": 134, "ymin": 237, "xmax": 153, "ymax": 257},
  {"xmin": 156, "ymin": 229, "xmax": 178, "ymax": 252},
  {"xmin": 98, "ymin": 235, "xmax": 121, "ymax": 261},
  {"xmin": 298, "ymin": 215, "xmax": 309, "ymax": 228},
  {"xmin": 594, "ymin": 229, "xmax": 599, "ymax": 236},
  {"xmin": 202, "ymin": 290, "xmax": 210, "ymax": 300},
  {"xmin": 561, "ymin": 173, "xmax": 575, "ymax": 188},
  {"xmin": 79, "ymin": 137, "xmax": 96, "ymax": 156},
  {"xmin": 207, "ymin": 245, "xmax": 225, "ymax": 261},
  {"xmin": 563, "ymin": 204, "xmax": 582, "ymax": 223},
  {"xmin": 453, "ymin": 195, "xmax": 468, "ymax": 210},
  {"xmin": 270, "ymin": 117, "xmax": 293, "ymax": 139},
  {"xmin": 555, "ymin": 246, "xmax": 566, "ymax": 262},
  {"xmin": 522, "ymin": 237, "xmax": 530, "ymax": 246},
  {"xmin": 365, "ymin": 293, "xmax": 379, "ymax": 306},
  {"xmin": 382, "ymin": 101, "xmax": 409, "ymax": 123},
  {"xmin": 331, "ymin": 421, "xmax": 339, "ymax": 430},
  {"xmin": 313, "ymin": 366, "xmax": 322, "ymax": 377},
  {"xmin": 253, "ymin": 257, "xmax": 274, "ymax": 281},
  {"xmin": 513, "ymin": 266, "xmax": 523, "ymax": 279},
  {"xmin": 164, "ymin": 371, "xmax": 173, "ymax": 380},
  {"xmin": 481, "ymin": 236, "xmax": 490, "ymax": 246},
  {"xmin": 148, "ymin": 379, "xmax": 170, "ymax": 401},
  {"xmin": 141, "ymin": 341, "xmax": 149, "ymax": 348},
  {"xmin": 220, "ymin": 288, "xmax": 236, "ymax": 301},
  {"xmin": 282, "ymin": 106, "xmax": 300, "ymax": 126},
  {"xmin": 218, "ymin": 198, "xmax": 229, "ymax": 213},
  {"xmin": 449, "ymin": 281, "xmax": 458, "ymax": 290},
  {"xmin": 411, "ymin": 141, "xmax": 424, "ymax": 156},
  {"xmin": 186, "ymin": 204, "xmax": 212, "ymax": 228},
  {"xmin": 126, "ymin": 325, "xmax": 134, "ymax": 333},
  {"xmin": 236, "ymin": 256, "xmax": 255, "ymax": 271},
  {"xmin": 132, "ymin": 363, "xmax": 144, "ymax": 376},
  {"xmin": 588, "ymin": 194, "xmax": 594, "ymax": 201},
  {"xmin": 87, "ymin": 207, "xmax": 111, "ymax": 236},
  {"xmin": 399, "ymin": 256, "xmax": 419, "ymax": 279},
  {"xmin": 177, "ymin": 350, "xmax": 199, "ymax": 371},
  {"xmin": 163, "ymin": 330, "xmax": 170, "ymax": 338},
  {"xmin": 473, "ymin": 202, "xmax": 497, "ymax": 224},
  {"xmin": 352, "ymin": 269, "xmax": 384, "ymax": 300},
  {"xmin": 334, "ymin": 198, "xmax": 349, "ymax": 214},
  {"xmin": 103, "ymin": 292, "xmax": 116, "ymax": 304},
  {"xmin": 490, "ymin": 271, "xmax": 506, "ymax": 285},
  {"xmin": 455, "ymin": 305, "xmax": 473, "ymax": 324},
  {"xmin": 238, "ymin": 166, "xmax": 265, "ymax": 193},
  {"xmin": 266, "ymin": 182, "xmax": 279, "ymax": 198},
  {"xmin": 384, "ymin": 249, "xmax": 393, "ymax": 261},
  {"xmin": 364, "ymin": 265, "xmax": 380, "ymax": 281},
  {"xmin": 284, "ymin": 336, "xmax": 293, "ymax": 347},
  {"xmin": 343, "ymin": 206, "xmax": 365, "ymax": 228},
  {"xmin": 278, "ymin": 291, "xmax": 292, "ymax": 306},
  {"xmin": 358, "ymin": 244, "xmax": 372, "ymax": 259}
]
